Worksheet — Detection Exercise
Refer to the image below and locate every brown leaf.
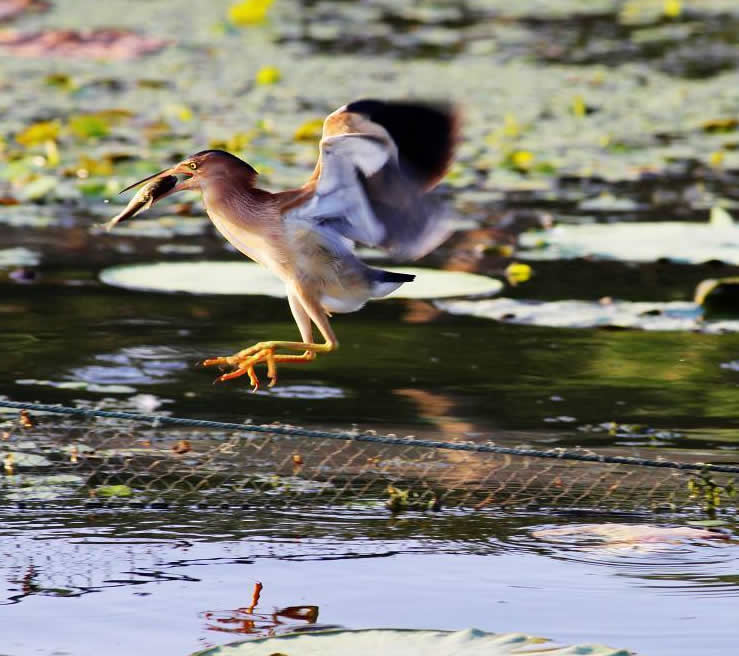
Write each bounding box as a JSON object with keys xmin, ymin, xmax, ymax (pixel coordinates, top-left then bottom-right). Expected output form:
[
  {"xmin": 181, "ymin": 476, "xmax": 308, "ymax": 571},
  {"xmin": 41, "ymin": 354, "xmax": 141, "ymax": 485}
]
[{"xmin": 0, "ymin": 28, "xmax": 169, "ymax": 59}]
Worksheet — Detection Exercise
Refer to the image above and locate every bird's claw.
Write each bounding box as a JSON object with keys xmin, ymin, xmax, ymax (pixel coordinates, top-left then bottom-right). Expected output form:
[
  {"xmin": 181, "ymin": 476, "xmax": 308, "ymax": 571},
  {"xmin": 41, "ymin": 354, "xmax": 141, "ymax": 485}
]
[{"xmin": 201, "ymin": 346, "xmax": 277, "ymax": 391}]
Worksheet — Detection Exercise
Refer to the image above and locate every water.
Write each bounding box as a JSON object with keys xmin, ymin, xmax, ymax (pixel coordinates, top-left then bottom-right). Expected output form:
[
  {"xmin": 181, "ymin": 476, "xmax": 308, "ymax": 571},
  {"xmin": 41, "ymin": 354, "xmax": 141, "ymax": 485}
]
[{"xmin": 1, "ymin": 506, "xmax": 737, "ymax": 655}]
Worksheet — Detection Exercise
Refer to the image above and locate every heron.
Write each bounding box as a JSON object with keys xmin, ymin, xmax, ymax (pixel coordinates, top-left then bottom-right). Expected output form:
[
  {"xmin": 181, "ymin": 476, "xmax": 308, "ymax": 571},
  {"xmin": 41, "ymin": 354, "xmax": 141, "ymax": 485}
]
[{"xmin": 106, "ymin": 99, "xmax": 459, "ymax": 389}]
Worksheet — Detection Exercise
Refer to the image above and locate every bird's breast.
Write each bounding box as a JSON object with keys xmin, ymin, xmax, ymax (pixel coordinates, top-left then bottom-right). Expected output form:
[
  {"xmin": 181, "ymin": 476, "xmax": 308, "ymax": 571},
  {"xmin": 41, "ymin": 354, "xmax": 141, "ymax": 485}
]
[{"xmin": 203, "ymin": 191, "xmax": 291, "ymax": 278}]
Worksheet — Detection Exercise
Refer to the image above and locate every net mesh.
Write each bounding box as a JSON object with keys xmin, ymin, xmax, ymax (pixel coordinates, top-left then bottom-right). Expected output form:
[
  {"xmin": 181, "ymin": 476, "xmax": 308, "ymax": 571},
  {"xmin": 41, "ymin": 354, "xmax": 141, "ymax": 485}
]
[{"xmin": 2, "ymin": 412, "xmax": 736, "ymax": 514}]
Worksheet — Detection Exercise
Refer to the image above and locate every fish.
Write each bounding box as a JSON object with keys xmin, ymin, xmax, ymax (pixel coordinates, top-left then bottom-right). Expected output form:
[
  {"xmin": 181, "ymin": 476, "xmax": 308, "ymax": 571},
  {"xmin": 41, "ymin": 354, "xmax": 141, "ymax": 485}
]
[{"xmin": 101, "ymin": 174, "xmax": 178, "ymax": 231}]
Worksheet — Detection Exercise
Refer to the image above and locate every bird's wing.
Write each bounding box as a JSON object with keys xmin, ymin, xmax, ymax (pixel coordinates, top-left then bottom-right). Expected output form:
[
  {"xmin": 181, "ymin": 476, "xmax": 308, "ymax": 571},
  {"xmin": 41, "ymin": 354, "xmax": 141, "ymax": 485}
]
[{"xmin": 282, "ymin": 99, "xmax": 459, "ymax": 260}]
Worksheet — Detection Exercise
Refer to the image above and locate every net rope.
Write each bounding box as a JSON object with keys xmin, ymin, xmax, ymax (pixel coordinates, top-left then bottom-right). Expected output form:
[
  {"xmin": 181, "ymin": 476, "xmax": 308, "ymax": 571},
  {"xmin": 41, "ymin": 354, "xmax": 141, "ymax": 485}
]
[{"xmin": 1, "ymin": 399, "xmax": 737, "ymax": 513}]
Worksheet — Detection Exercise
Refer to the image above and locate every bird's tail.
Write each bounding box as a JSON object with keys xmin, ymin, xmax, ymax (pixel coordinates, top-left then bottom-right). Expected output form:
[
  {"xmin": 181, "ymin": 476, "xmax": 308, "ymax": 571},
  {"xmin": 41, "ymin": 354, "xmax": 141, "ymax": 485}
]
[{"xmin": 369, "ymin": 268, "xmax": 415, "ymax": 298}]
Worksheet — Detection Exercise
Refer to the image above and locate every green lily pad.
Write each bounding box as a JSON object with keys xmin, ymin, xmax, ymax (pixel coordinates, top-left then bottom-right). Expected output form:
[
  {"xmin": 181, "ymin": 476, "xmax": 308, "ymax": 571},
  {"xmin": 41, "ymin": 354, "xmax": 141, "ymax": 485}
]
[
  {"xmin": 99, "ymin": 262, "xmax": 503, "ymax": 300},
  {"xmin": 436, "ymin": 298, "xmax": 739, "ymax": 333},
  {"xmin": 96, "ymin": 484, "xmax": 133, "ymax": 497},
  {"xmin": 191, "ymin": 628, "xmax": 630, "ymax": 656},
  {"xmin": 519, "ymin": 221, "xmax": 739, "ymax": 265}
]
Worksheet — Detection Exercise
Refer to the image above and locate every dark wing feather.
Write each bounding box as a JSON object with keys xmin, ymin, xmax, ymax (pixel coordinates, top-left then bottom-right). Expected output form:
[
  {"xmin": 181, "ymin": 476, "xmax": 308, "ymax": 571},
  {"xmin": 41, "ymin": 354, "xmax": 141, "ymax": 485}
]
[
  {"xmin": 284, "ymin": 100, "xmax": 458, "ymax": 260},
  {"xmin": 345, "ymin": 99, "xmax": 459, "ymax": 190}
]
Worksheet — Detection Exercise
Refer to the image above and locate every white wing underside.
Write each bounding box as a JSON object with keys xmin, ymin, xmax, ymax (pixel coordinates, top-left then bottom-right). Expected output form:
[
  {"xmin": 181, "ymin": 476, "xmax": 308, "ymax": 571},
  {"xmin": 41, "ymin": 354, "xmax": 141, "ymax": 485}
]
[
  {"xmin": 284, "ymin": 133, "xmax": 451, "ymax": 260},
  {"xmin": 285, "ymin": 133, "xmax": 389, "ymax": 247}
]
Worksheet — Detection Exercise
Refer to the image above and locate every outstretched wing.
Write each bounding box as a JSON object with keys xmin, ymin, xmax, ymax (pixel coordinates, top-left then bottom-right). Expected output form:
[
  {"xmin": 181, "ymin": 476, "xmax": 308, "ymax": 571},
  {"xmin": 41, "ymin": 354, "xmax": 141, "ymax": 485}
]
[{"xmin": 283, "ymin": 99, "xmax": 459, "ymax": 260}]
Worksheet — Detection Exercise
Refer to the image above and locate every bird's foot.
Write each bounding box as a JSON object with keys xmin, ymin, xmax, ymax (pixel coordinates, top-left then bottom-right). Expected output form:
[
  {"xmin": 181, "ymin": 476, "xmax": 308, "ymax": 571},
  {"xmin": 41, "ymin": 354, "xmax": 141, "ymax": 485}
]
[{"xmin": 201, "ymin": 341, "xmax": 321, "ymax": 391}]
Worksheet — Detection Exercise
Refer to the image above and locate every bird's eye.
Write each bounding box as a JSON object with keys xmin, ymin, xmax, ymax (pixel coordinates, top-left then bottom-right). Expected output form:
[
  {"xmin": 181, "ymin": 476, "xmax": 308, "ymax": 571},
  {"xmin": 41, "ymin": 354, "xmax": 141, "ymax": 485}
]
[{"xmin": 188, "ymin": 162, "xmax": 198, "ymax": 170}]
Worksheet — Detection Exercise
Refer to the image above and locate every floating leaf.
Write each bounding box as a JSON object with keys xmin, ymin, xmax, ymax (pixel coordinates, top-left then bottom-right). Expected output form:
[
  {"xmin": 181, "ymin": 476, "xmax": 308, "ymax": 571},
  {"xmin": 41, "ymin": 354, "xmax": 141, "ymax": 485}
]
[
  {"xmin": 709, "ymin": 206, "xmax": 734, "ymax": 227},
  {"xmin": 506, "ymin": 150, "xmax": 534, "ymax": 171},
  {"xmin": 534, "ymin": 523, "xmax": 726, "ymax": 549},
  {"xmin": 99, "ymin": 262, "xmax": 503, "ymax": 300},
  {"xmin": 0, "ymin": 247, "xmax": 40, "ymax": 267},
  {"xmin": 572, "ymin": 94, "xmax": 587, "ymax": 118},
  {"xmin": 293, "ymin": 117, "xmax": 324, "ymax": 141},
  {"xmin": 15, "ymin": 120, "xmax": 60, "ymax": 147},
  {"xmin": 228, "ymin": 0, "xmax": 273, "ymax": 26},
  {"xmin": 44, "ymin": 139, "xmax": 59, "ymax": 166},
  {"xmin": 191, "ymin": 628, "xmax": 630, "ymax": 656},
  {"xmin": 95, "ymin": 484, "xmax": 133, "ymax": 497},
  {"xmin": 505, "ymin": 262, "xmax": 532, "ymax": 285},
  {"xmin": 709, "ymin": 150, "xmax": 724, "ymax": 167},
  {"xmin": 663, "ymin": 0, "xmax": 682, "ymax": 18},
  {"xmin": 19, "ymin": 175, "xmax": 58, "ymax": 201},
  {"xmin": 436, "ymin": 297, "xmax": 739, "ymax": 333},
  {"xmin": 255, "ymin": 66, "xmax": 281, "ymax": 85},
  {"xmin": 0, "ymin": 28, "xmax": 168, "ymax": 59},
  {"xmin": 44, "ymin": 72, "xmax": 76, "ymax": 90},
  {"xmin": 68, "ymin": 113, "xmax": 110, "ymax": 139},
  {"xmin": 210, "ymin": 132, "xmax": 253, "ymax": 152},
  {"xmin": 701, "ymin": 118, "xmax": 738, "ymax": 133},
  {"xmin": 166, "ymin": 104, "xmax": 194, "ymax": 122},
  {"xmin": 519, "ymin": 222, "xmax": 739, "ymax": 265}
]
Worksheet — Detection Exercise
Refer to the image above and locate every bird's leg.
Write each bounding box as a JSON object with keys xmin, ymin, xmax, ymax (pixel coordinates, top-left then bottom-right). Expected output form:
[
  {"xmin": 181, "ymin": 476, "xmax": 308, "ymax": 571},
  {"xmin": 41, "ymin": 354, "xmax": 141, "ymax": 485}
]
[{"xmin": 201, "ymin": 290, "xmax": 338, "ymax": 390}]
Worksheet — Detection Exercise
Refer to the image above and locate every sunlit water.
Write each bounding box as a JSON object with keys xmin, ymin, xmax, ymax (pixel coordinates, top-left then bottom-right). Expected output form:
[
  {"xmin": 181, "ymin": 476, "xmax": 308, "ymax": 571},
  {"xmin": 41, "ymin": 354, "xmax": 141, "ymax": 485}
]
[
  {"xmin": 1, "ymin": 505, "xmax": 737, "ymax": 656},
  {"xmin": 1, "ymin": 227, "xmax": 738, "ymax": 656}
]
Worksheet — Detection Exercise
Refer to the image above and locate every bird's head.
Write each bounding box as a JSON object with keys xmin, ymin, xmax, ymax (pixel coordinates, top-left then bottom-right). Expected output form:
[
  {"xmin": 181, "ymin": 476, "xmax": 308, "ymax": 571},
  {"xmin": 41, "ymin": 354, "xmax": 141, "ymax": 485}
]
[
  {"xmin": 104, "ymin": 150, "xmax": 258, "ymax": 230},
  {"xmin": 120, "ymin": 149, "xmax": 258, "ymax": 198}
]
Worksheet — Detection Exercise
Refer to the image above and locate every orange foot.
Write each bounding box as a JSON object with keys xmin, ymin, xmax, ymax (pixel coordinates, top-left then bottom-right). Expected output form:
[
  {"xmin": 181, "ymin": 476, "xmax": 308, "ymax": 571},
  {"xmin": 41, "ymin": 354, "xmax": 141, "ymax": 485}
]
[{"xmin": 200, "ymin": 340, "xmax": 334, "ymax": 391}]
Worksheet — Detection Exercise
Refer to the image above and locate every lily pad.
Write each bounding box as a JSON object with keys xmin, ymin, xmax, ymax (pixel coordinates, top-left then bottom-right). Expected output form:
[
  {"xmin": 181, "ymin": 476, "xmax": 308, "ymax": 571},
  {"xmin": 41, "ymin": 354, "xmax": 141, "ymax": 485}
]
[
  {"xmin": 2, "ymin": 473, "xmax": 84, "ymax": 501},
  {"xmin": 436, "ymin": 297, "xmax": 739, "ymax": 333},
  {"xmin": 533, "ymin": 524, "xmax": 730, "ymax": 550},
  {"xmin": 0, "ymin": 247, "xmax": 39, "ymax": 267},
  {"xmin": 192, "ymin": 628, "xmax": 630, "ymax": 656},
  {"xmin": 519, "ymin": 222, "xmax": 739, "ymax": 265},
  {"xmin": 99, "ymin": 262, "xmax": 503, "ymax": 300}
]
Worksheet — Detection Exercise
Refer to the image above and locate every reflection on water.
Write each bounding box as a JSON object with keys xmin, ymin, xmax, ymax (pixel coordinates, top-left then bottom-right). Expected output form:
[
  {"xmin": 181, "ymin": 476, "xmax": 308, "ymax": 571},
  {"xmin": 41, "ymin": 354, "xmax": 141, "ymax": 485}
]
[
  {"xmin": 202, "ymin": 581, "xmax": 325, "ymax": 639},
  {"xmin": 512, "ymin": 521, "xmax": 739, "ymax": 598},
  {"xmin": 0, "ymin": 505, "xmax": 737, "ymax": 655}
]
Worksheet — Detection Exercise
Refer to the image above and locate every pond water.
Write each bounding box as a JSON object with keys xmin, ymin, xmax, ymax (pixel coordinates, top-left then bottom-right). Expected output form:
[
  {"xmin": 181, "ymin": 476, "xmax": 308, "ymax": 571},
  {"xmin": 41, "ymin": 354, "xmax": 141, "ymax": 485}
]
[
  {"xmin": 2, "ymin": 505, "xmax": 738, "ymax": 656},
  {"xmin": 1, "ymin": 0, "xmax": 739, "ymax": 654}
]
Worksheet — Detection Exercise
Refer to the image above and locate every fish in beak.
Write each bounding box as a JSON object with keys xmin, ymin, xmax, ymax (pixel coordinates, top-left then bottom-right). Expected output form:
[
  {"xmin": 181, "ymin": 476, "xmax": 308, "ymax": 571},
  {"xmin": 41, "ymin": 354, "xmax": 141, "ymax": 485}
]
[{"xmin": 102, "ymin": 165, "xmax": 194, "ymax": 231}]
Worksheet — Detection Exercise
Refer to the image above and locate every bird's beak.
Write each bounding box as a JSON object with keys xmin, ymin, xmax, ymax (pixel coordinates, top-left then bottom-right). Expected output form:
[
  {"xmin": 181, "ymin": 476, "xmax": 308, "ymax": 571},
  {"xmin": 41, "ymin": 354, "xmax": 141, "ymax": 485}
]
[
  {"xmin": 119, "ymin": 164, "xmax": 194, "ymax": 196},
  {"xmin": 102, "ymin": 165, "xmax": 195, "ymax": 231}
]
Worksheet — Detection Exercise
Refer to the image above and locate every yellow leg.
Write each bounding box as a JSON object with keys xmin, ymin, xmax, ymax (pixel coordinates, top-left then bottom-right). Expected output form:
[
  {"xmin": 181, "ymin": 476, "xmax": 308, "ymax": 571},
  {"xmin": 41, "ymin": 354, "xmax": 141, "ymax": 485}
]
[
  {"xmin": 201, "ymin": 340, "xmax": 336, "ymax": 390},
  {"xmin": 203, "ymin": 287, "xmax": 339, "ymax": 390}
]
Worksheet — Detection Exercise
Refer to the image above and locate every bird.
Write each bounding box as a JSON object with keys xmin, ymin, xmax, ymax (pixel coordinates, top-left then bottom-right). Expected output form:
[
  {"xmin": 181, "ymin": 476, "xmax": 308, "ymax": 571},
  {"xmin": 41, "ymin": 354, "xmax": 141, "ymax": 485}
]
[{"xmin": 107, "ymin": 99, "xmax": 460, "ymax": 390}]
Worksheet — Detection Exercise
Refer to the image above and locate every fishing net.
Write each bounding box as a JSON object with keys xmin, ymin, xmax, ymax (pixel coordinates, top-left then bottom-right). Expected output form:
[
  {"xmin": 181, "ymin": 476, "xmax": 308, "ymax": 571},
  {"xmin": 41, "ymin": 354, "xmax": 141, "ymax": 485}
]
[{"xmin": 1, "ymin": 405, "xmax": 736, "ymax": 515}]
